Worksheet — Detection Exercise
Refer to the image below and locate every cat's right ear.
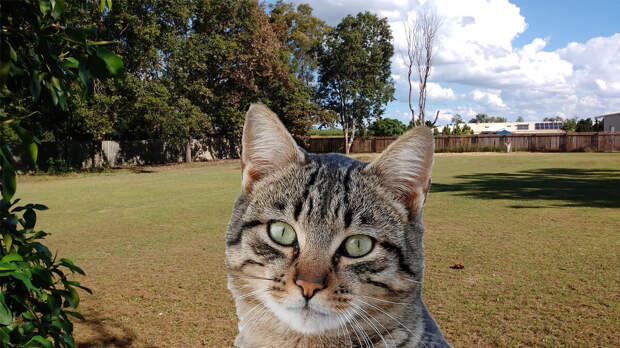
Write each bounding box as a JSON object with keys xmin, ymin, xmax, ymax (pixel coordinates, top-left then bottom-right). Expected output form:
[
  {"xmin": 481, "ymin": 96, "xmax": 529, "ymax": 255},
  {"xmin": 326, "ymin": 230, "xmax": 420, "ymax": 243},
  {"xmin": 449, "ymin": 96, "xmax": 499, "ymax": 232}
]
[
  {"xmin": 241, "ymin": 103, "xmax": 304, "ymax": 192},
  {"xmin": 365, "ymin": 126, "xmax": 434, "ymax": 215}
]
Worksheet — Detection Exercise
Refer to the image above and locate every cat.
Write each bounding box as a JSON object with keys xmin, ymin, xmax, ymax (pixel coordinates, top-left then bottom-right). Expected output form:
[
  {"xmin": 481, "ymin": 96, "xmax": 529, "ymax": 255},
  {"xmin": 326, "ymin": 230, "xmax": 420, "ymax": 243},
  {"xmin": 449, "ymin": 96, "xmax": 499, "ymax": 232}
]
[{"xmin": 226, "ymin": 103, "xmax": 452, "ymax": 347}]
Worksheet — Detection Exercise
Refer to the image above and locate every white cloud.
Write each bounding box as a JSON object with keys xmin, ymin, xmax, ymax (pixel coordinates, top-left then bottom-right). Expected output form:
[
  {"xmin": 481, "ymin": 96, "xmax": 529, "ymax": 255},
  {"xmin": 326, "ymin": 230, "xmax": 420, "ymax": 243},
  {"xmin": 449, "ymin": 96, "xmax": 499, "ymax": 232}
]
[
  {"xmin": 289, "ymin": 0, "xmax": 620, "ymax": 120},
  {"xmin": 470, "ymin": 89, "xmax": 506, "ymax": 108}
]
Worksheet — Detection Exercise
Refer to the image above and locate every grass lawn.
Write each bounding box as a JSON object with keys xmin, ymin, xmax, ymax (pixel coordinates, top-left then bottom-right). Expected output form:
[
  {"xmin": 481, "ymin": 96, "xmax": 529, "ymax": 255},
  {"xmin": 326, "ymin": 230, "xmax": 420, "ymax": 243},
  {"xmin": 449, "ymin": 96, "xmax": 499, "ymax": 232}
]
[{"xmin": 17, "ymin": 153, "xmax": 619, "ymax": 347}]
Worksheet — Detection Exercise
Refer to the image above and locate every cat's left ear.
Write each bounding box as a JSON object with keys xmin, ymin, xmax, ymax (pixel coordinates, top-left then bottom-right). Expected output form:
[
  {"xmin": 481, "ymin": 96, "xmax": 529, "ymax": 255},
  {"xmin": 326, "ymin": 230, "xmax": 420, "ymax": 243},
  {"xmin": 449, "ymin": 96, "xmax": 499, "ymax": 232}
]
[
  {"xmin": 365, "ymin": 126, "xmax": 434, "ymax": 215},
  {"xmin": 241, "ymin": 103, "xmax": 304, "ymax": 192}
]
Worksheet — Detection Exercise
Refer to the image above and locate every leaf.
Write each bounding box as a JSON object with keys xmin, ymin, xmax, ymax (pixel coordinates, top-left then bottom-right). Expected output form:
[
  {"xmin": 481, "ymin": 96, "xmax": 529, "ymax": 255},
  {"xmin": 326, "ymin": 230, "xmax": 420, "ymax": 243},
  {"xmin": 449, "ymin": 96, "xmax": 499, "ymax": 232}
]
[
  {"xmin": 0, "ymin": 155, "xmax": 16, "ymax": 202},
  {"xmin": 51, "ymin": 0, "xmax": 65, "ymax": 19},
  {"xmin": 3, "ymin": 233, "xmax": 12, "ymax": 251},
  {"xmin": 29, "ymin": 71, "xmax": 42, "ymax": 99},
  {"xmin": 8, "ymin": 43, "xmax": 17, "ymax": 62},
  {"xmin": 85, "ymin": 40, "xmax": 116, "ymax": 46},
  {"xmin": 99, "ymin": 0, "xmax": 105, "ymax": 12},
  {"xmin": 47, "ymin": 294, "xmax": 61, "ymax": 316},
  {"xmin": 32, "ymin": 242, "xmax": 52, "ymax": 259},
  {"xmin": 106, "ymin": 0, "xmax": 112, "ymax": 11},
  {"xmin": 64, "ymin": 280, "xmax": 92, "ymax": 294},
  {"xmin": 1, "ymin": 253, "xmax": 23, "ymax": 263},
  {"xmin": 60, "ymin": 259, "xmax": 85, "ymax": 275},
  {"xmin": 0, "ymin": 292, "xmax": 13, "ymax": 325},
  {"xmin": 10, "ymin": 124, "xmax": 39, "ymax": 165},
  {"xmin": 64, "ymin": 311, "xmax": 84, "ymax": 320},
  {"xmin": 78, "ymin": 60, "xmax": 91, "ymax": 99},
  {"xmin": 62, "ymin": 286, "xmax": 79, "ymax": 308},
  {"xmin": 96, "ymin": 47, "xmax": 123, "ymax": 76},
  {"xmin": 23, "ymin": 209, "xmax": 37, "ymax": 229},
  {"xmin": 62, "ymin": 332, "xmax": 75, "ymax": 347},
  {"xmin": 39, "ymin": 0, "xmax": 52, "ymax": 15},
  {"xmin": 0, "ymin": 327, "xmax": 9, "ymax": 344},
  {"xmin": 47, "ymin": 84, "xmax": 59, "ymax": 106},
  {"xmin": 63, "ymin": 57, "xmax": 79, "ymax": 69},
  {"xmin": 0, "ymin": 263, "xmax": 18, "ymax": 271},
  {"xmin": 11, "ymin": 272, "xmax": 42, "ymax": 297},
  {"xmin": 23, "ymin": 335, "xmax": 53, "ymax": 348},
  {"xmin": 13, "ymin": 204, "xmax": 48, "ymax": 212}
]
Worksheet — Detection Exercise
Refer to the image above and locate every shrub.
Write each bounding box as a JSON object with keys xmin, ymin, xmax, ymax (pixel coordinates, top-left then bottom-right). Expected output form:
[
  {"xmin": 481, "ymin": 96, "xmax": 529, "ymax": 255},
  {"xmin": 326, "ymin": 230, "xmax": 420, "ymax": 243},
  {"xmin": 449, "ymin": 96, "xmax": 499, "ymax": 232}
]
[
  {"xmin": 368, "ymin": 118, "xmax": 407, "ymax": 136},
  {"xmin": 46, "ymin": 158, "xmax": 73, "ymax": 175}
]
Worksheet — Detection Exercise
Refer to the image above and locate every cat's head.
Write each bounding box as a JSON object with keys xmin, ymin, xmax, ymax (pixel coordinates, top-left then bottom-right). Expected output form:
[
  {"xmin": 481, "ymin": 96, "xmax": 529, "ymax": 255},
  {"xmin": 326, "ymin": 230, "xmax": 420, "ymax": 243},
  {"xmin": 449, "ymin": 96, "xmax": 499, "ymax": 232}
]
[{"xmin": 226, "ymin": 104, "xmax": 433, "ymax": 335}]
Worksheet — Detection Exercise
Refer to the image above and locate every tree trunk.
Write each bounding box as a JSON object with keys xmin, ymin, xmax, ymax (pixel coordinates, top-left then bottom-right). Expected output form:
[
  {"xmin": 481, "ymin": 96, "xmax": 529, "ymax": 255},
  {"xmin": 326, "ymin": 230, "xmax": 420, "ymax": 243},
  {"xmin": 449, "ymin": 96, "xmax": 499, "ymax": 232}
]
[
  {"xmin": 185, "ymin": 138, "xmax": 192, "ymax": 163},
  {"xmin": 344, "ymin": 125, "xmax": 350, "ymax": 155},
  {"xmin": 348, "ymin": 123, "xmax": 356, "ymax": 155}
]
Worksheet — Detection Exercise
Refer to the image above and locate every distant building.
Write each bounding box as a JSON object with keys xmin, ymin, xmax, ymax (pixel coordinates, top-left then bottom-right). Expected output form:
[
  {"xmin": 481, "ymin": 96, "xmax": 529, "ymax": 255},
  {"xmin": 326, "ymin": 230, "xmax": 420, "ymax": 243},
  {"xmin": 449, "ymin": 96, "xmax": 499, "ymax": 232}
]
[
  {"xmin": 594, "ymin": 112, "xmax": 620, "ymax": 132},
  {"xmin": 442, "ymin": 121, "xmax": 564, "ymax": 135}
]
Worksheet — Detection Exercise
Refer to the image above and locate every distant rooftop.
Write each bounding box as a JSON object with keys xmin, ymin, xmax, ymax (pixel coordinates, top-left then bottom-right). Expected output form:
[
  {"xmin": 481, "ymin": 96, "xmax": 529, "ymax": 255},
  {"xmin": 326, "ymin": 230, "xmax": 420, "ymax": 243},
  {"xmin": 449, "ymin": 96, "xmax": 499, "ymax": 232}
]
[{"xmin": 594, "ymin": 112, "xmax": 620, "ymax": 119}]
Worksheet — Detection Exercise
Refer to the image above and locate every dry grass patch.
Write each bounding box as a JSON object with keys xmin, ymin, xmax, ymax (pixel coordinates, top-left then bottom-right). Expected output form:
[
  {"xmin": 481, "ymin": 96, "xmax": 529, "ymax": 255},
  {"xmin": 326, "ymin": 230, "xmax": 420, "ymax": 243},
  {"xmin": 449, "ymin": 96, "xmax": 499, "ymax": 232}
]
[{"xmin": 17, "ymin": 153, "xmax": 619, "ymax": 347}]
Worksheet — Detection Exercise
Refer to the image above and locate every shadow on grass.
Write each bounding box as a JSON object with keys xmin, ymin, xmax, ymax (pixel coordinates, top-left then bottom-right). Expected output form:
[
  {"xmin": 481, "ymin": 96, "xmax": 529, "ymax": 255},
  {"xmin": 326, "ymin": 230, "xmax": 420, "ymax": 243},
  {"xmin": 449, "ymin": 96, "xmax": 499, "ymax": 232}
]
[
  {"xmin": 129, "ymin": 168, "xmax": 156, "ymax": 174},
  {"xmin": 76, "ymin": 312, "xmax": 137, "ymax": 348},
  {"xmin": 431, "ymin": 168, "xmax": 620, "ymax": 208}
]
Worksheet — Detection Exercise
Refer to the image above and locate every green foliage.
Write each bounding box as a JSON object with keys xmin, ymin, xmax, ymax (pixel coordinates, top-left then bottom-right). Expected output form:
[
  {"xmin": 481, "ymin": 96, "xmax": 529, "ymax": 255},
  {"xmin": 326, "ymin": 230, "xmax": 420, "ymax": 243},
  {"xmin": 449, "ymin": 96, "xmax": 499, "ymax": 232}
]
[
  {"xmin": 45, "ymin": 158, "xmax": 73, "ymax": 175},
  {"xmin": 516, "ymin": 116, "xmax": 524, "ymax": 122},
  {"xmin": 0, "ymin": 199, "xmax": 91, "ymax": 347},
  {"xmin": 0, "ymin": 0, "xmax": 121, "ymax": 345},
  {"xmin": 368, "ymin": 118, "xmax": 407, "ymax": 136},
  {"xmin": 269, "ymin": 1, "xmax": 330, "ymax": 86},
  {"xmin": 543, "ymin": 116, "xmax": 563, "ymax": 121},
  {"xmin": 574, "ymin": 118, "xmax": 604, "ymax": 132},
  {"xmin": 469, "ymin": 114, "xmax": 507, "ymax": 123},
  {"xmin": 450, "ymin": 124, "xmax": 474, "ymax": 135},
  {"xmin": 562, "ymin": 118, "xmax": 577, "ymax": 132},
  {"xmin": 308, "ymin": 128, "xmax": 344, "ymax": 136},
  {"xmin": 317, "ymin": 11, "xmax": 395, "ymax": 152},
  {"xmin": 4, "ymin": 0, "xmax": 332, "ymax": 161},
  {"xmin": 435, "ymin": 145, "xmax": 506, "ymax": 153},
  {"xmin": 441, "ymin": 125, "xmax": 450, "ymax": 135}
]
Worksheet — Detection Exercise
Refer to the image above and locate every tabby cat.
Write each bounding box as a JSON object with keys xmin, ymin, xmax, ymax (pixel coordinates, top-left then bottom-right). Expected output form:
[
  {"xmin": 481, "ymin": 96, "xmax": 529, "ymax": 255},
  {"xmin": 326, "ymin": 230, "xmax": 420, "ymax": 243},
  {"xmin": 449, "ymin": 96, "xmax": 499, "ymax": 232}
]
[{"xmin": 226, "ymin": 104, "xmax": 451, "ymax": 347}]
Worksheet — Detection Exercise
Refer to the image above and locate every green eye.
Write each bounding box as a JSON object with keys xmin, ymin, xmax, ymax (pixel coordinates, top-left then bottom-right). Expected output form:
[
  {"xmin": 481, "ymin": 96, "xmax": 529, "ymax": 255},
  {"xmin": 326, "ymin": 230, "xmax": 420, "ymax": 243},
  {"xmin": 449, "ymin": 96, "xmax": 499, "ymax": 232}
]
[
  {"xmin": 268, "ymin": 221, "xmax": 296, "ymax": 246},
  {"xmin": 343, "ymin": 235, "xmax": 374, "ymax": 258}
]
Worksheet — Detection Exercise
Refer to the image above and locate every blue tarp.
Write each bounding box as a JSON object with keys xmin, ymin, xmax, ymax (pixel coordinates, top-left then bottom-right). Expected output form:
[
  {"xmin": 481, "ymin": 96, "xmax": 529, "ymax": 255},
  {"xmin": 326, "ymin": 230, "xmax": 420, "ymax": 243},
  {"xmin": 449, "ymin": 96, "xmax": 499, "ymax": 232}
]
[{"xmin": 497, "ymin": 129, "xmax": 512, "ymax": 134}]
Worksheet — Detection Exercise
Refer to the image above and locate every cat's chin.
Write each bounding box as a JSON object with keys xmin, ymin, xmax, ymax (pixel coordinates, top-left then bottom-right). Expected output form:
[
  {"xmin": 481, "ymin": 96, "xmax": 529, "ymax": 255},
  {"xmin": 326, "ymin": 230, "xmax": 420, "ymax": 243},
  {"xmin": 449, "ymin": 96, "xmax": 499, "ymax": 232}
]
[{"xmin": 265, "ymin": 299, "xmax": 341, "ymax": 334}]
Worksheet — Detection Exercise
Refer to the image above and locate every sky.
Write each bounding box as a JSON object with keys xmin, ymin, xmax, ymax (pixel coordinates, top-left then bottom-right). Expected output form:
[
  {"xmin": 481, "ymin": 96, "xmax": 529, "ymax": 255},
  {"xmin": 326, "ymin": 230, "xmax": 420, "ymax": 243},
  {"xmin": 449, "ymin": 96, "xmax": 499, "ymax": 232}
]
[{"xmin": 280, "ymin": 0, "xmax": 620, "ymax": 125}]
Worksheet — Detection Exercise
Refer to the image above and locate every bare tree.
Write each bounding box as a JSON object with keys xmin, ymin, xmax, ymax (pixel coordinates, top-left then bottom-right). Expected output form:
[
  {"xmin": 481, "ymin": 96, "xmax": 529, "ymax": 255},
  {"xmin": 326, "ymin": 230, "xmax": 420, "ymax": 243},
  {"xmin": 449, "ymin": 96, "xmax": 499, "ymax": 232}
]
[{"xmin": 404, "ymin": 8, "xmax": 442, "ymax": 126}]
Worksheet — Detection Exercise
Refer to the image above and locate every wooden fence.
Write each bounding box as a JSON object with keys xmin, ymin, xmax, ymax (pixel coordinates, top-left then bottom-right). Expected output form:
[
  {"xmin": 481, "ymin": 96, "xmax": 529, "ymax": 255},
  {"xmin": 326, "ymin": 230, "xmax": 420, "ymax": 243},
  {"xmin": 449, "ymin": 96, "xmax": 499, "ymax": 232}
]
[{"xmin": 308, "ymin": 133, "xmax": 620, "ymax": 153}]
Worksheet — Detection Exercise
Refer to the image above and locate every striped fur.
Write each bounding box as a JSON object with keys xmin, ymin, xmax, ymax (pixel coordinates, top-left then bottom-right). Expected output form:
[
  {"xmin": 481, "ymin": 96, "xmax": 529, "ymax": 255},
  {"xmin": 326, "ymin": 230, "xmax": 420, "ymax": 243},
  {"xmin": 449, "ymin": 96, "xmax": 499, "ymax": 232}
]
[{"xmin": 226, "ymin": 104, "xmax": 451, "ymax": 347}]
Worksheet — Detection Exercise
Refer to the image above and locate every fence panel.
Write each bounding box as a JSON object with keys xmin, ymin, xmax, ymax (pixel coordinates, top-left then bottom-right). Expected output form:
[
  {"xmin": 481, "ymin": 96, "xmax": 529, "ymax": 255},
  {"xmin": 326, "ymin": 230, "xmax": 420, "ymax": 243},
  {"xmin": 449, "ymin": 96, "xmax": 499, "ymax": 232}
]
[{"xmin": 309, "ymin": 133, "xmax": 619, "ymax": 153}]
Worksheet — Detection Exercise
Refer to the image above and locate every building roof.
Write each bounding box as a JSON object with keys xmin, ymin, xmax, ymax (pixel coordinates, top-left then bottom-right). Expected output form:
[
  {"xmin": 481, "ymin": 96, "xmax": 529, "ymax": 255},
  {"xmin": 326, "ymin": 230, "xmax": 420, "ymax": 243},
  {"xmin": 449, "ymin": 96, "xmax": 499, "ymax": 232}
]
[{"xmin": 594, "ymin": 112, "xmax": 620, "ymax": 119}]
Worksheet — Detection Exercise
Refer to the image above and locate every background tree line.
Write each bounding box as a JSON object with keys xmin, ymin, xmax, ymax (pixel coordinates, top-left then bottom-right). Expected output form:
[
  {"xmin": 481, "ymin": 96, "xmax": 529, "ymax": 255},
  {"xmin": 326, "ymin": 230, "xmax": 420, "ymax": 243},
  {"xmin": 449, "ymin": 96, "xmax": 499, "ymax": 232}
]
[{"xmin": 2, "ymin": 0, "xmax": 398, "ymax": 160}]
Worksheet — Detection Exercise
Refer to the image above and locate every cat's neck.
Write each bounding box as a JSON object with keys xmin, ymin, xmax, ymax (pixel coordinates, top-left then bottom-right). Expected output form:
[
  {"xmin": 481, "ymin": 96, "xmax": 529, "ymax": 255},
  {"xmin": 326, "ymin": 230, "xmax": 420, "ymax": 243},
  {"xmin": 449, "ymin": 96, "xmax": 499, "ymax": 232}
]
[{"xmin": 234, "ymin": 297, "xmax": 449, "ymax": 347}]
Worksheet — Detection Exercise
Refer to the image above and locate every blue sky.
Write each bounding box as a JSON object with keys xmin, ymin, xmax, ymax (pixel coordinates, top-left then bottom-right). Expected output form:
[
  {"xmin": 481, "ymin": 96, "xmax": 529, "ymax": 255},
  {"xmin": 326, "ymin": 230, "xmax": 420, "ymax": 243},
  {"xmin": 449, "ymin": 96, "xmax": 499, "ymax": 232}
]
[
  {"xmin": 283, "ymin": 0, "xmax": 620, "ymax": 125},
  {"xmin": 511, "ymin": 0, "xmax": 620, "ymax": 50}
]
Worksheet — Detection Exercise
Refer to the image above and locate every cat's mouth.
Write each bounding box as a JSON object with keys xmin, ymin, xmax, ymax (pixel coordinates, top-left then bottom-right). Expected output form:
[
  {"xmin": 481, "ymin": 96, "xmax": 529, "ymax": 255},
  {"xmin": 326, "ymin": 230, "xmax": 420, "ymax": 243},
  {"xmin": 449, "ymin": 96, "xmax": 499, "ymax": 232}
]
[{"xmin": 286, "ymin": 302, "xmax": 331, "ymax": 317}]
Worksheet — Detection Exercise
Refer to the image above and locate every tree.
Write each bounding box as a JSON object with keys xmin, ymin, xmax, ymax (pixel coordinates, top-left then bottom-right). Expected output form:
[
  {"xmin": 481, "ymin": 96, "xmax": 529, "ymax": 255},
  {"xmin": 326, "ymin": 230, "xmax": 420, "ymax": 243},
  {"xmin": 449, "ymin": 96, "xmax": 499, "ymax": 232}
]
[
  {"xmin": 368, "ymin": 118, "xmax": 407, "ymax": 136},
  {"xmin": 441, "ymin": 125, "xmax": 450, "ymax": 135},
  {"xmin": 562, "ymin": 118, "xmax": 577, "ymax": 132},
  {"xmin": 543, "ymin": 116, "xmax": 563, "ymax": 121},
  {"xmin": 593, "ymin": 119, "xmax": 604, "ymax": 132},
  {"xmin": 575, "ymin": 118, "xmax": 594, "ymax": 132},
  {"xmin": 516, "ymin": 116, "xmax": 524, "ymax": 122},
  {"xmin": 451, "ymin": 114, "xmax": 463, "ymax": 125},
  {"xmin": 469, "ymin": 113, "xmax": 506, "ymax": 123},
  {"xmin": 317, "ymin": 12, "xmax": 395, "ymax": 154},
  {"xmin": 269, "ymin": 1, "xmax": 330, "ymax": 87},
  {"xmin": 404, "ymin": 8, "xmax": 442, "ymax": 126},
  {"xmin": 0, "ymin": 0, "xmax": 122, "ymax": 346}
]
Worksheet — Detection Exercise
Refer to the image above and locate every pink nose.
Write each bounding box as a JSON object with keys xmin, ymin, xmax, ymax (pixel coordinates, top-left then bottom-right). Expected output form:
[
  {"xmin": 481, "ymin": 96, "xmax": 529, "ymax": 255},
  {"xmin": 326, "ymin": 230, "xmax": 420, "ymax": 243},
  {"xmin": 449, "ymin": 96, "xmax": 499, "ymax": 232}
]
[{"xmin": 295, "ymin": 277, "xmax": 325, "ymax": 299}]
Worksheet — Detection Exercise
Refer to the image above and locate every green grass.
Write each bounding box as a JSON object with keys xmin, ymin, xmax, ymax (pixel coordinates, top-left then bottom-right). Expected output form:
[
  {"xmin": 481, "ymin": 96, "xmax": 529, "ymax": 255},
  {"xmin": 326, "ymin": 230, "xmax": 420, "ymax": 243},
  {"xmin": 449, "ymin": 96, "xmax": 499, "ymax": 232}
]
[{"xmin": 17, "ymin": 153, "xmax": 619, "ymax": 347}]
